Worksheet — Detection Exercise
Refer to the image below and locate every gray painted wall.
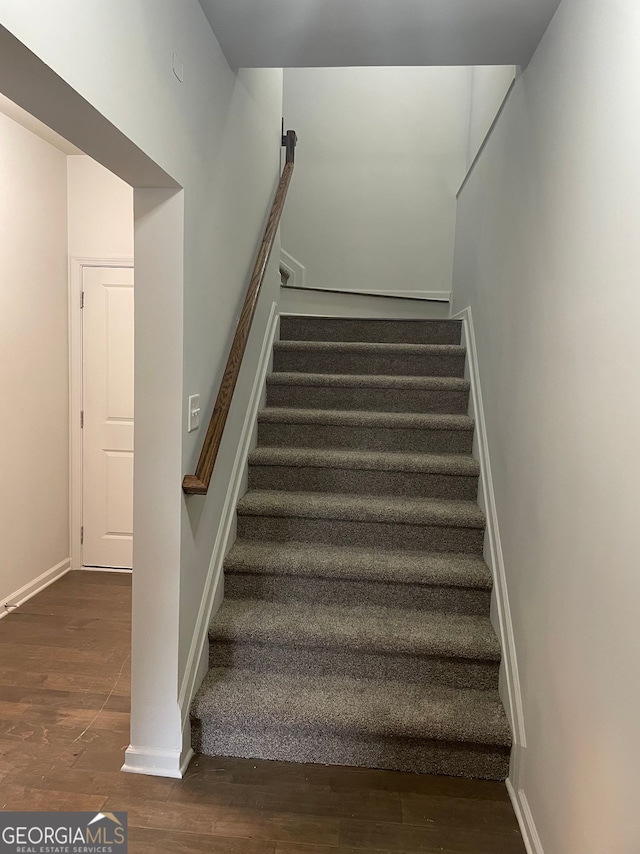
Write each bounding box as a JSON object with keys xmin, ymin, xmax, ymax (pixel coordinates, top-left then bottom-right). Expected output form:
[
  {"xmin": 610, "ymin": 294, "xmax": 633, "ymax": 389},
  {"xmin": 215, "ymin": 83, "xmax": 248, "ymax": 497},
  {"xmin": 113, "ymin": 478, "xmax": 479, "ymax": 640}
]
[
  {"xmin": 452, "ymin": 1, "xmax": 640, "ymax": 850},
  {"xmin": 282, "ymin": 67, "xmax": 472, "ymax": 297}
]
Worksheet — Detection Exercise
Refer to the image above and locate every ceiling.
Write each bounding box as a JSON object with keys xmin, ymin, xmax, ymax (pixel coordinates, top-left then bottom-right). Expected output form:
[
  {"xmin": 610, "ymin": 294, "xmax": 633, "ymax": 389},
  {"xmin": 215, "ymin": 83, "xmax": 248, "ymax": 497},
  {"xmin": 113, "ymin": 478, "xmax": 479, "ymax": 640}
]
[{"xmin": 198, "ymin": 0, "xmax": 562, "ymax": 68}]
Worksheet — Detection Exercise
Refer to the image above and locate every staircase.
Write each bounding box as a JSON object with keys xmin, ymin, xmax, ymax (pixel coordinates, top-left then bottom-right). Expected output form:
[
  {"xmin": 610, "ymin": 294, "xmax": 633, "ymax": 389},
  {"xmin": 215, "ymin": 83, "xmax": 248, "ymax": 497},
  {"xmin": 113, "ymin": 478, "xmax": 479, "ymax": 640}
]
[{"xmin": 191, "ymin": 315, "xmax": 511, "ymax": 780}]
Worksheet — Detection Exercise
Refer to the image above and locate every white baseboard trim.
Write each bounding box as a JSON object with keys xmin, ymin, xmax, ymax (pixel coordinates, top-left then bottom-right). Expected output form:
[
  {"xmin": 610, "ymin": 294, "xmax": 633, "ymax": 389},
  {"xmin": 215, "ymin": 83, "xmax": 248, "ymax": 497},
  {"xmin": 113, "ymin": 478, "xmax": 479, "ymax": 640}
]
[
  {"xmin": 122, "ymin": 745, "xmax": 193, "ymax": 779},
  {"xmin": 77, "ymin": 566, "xmax": 132, "ymax": 574},
  {"xmin": 507, "ymin": 778, "xmax": 544, "ymax": 854},
  {"xmin": 452, "ymin": 305, "xmax": 526, "ymax": 749},
  {"xmin": 322, "ymin": 288, "xmax": 450, "ymax": 301},
  {"xmin": 283, "ymin": 283, "xmax": 450, "ymax": 302},
  {"xmin": 1, "ymin": 557, "xmax": 71, "ymax": 620},
  {"xmin": 280, "ymin": 249, "xmax": 306, "ymax": 287},
  {"xmin": 177, "ymin": 301, "xmax": 280, "ymax": 738},
  {"xmin": 380, "ymin": 289, "xmax": 450, "ymax": 301}
]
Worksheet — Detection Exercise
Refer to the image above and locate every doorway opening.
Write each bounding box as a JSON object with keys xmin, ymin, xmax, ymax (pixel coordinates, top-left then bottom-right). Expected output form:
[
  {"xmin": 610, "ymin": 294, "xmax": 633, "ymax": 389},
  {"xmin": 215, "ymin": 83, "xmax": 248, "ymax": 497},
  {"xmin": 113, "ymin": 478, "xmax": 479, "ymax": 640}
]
[{"xmin": 0, "ymin": 90, "xmax": 135, "ymax": 600}]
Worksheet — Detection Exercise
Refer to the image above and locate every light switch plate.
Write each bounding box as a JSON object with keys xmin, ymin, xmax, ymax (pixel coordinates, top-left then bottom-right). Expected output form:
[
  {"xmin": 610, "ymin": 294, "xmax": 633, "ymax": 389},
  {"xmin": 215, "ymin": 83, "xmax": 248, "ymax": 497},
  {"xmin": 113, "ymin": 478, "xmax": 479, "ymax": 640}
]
[{"xmin": 188, "ymin": 394, "xmax": 201, "ymax": 432}]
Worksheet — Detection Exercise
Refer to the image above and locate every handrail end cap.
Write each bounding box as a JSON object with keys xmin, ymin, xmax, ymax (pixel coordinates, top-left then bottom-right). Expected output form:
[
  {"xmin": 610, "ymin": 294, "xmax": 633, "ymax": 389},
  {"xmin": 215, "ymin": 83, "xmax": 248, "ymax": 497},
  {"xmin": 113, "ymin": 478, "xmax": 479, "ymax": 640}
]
[{"xmin": 182, "ymin": 475, "xmax": 208, "ymax": 495}]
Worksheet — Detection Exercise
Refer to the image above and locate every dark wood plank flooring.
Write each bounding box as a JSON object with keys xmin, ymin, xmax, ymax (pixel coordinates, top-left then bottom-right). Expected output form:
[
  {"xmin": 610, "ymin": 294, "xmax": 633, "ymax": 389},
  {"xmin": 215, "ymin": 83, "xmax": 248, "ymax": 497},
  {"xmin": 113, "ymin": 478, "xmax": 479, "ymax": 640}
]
[{"xmin": 0, "ymin": 571, "xmax": 526, "ymax": 853}]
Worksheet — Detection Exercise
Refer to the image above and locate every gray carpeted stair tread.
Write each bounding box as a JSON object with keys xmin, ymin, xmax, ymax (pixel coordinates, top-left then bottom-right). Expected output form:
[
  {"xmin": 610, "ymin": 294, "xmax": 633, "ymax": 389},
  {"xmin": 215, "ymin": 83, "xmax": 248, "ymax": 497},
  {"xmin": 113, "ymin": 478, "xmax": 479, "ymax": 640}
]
[
  {"xmin": 279, "ymin": 316, "xmax": 462, "ymax": 345},
  {"xmin": 209, "ymin": 598, "xmax": 501, "ymax": 661},
  {"xmin": 224, "ymin": 541, "xmax": 492, "ymax": 589},
  {"xmin": 258, "ymin": 407, "xmax": 475, "ymax": 431},
  {"xmin": 248, "ymin": 446, "xmax": 480, "ymax": 476},
  {"xmin": 267, "ymin": 372, "xmax": 470, "ymax": 391},
  {"xmin": 237, "ymin": 490, "xmax": 485, "ymax": 529},
  {"xmin": 273, "ymin": 341, "xmax": 466, "ymax": 356},
  {"xmin": 192, "ymin": 668, "xmax": 511, "ymax": 747}
]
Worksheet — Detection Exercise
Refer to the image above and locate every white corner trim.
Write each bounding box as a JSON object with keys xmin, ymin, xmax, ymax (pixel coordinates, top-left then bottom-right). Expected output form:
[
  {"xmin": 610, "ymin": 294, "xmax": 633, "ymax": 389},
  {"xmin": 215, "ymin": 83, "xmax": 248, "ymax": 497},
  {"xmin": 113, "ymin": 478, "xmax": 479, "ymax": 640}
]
[
  {"xmin": 1, "ymin": 558, "xmax": 71, "ymax": 620},
  {"xmin": 122, "ymin": 745, "xmax": 193, "ymax": 779},
  {"xmin": 507, "ymin": 779, "xmax": 545, "ymax": 854},
  {"xmin": 177, "ymin": 301, "xmax": 280, "ymax": 734},
  {"xmin": 452, "ymin": 305, "xmax": 526, "ymax": 748},
  {"xmin": 457, "ymin": 74, "xmax": 517, "ymax": 198},
  {"xmin": 360, "ymin": 289, "xmax": 450, "ymax": 302},
  {"xmin": 280, "ymin": 249, "xmax": 306, "ymax": 287}
]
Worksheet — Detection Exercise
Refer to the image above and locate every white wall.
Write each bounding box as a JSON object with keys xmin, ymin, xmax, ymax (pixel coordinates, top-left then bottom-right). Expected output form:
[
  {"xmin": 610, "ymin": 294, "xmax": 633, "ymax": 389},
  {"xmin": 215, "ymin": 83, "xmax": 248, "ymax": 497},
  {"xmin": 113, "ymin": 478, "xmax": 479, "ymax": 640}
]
[
  {"xmin": 451, "ymin": 1, "xmax": 640, "ymax": 851},
  {"xmin": 68, "ymin": 156, "xmax": 133, "ymax": 259},
  {"xmin": 282, "ymin": 67, "xmax": 472, "ymax": 297},
  {"xmin": 0, "ymin": 112, "xmax": 69, "ymax": 607},
  {"xmin": 0, "ymin": 1, "xmax": 283, "ymax": 774},
  {"xmin": 466, "ymin": 65, "xmax": 516, "ymax": 168}
]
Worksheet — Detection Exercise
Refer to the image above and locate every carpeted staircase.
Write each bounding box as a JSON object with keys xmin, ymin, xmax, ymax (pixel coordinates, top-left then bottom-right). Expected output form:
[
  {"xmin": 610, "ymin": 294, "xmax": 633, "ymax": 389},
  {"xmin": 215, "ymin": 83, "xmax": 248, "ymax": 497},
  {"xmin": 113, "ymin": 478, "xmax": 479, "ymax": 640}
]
[{"xmin": 191, "ymin": 315, "xmax": 511, "ymax": 780}]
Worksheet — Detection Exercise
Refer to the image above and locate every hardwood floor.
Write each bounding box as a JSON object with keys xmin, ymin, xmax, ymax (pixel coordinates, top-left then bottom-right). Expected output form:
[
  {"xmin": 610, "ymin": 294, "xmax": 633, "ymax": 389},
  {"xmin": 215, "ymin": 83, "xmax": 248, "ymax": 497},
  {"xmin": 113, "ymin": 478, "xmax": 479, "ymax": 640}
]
[{"xmin": 0, "ymin": 571, "xmax": 526, "ymax": 853}]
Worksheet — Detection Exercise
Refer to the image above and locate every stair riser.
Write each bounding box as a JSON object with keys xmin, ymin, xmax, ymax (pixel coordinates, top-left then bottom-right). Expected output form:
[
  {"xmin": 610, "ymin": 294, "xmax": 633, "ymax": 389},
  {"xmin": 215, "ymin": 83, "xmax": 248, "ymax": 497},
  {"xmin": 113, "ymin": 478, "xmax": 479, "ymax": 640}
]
[
  {"xmin": 210, "ymin": 638, "xmax": 498, "ymax": 689},
  {"xmin": 237, "ymin": 515, "xmax": 485, "ymax": 554},
  {"xmin": 225, "ymin": 574, "xmax": 491, "ymax": 615},
  {"xmin": 273, "ymin": 349, "xmax": 466, "ymax": 378},
  {"xmin": 267, "ymin": 384, "xmax": 470, "ymax": 414},
  {"xmin": 280, "ymin": 317, "xmax": 462, "ymax": 345},
  {"xmin": 258, "ymin": 421, "xmax": 474, "ymax": 454},
  {"xmin": 192, "ymin": 719, "xmax": 509, "ymax": 780},
  {"xmin": 249, "ymin": 464, "xmax": 479, "ymax": 500}
]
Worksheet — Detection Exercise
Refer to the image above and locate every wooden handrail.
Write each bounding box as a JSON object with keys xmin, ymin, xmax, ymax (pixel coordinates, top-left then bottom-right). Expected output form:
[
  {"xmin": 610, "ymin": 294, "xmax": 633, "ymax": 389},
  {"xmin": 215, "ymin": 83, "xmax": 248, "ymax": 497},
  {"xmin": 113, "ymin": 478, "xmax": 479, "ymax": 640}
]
[{"xmin": 183, "ymin": 129, "xmax": 297, "ymax": 495}]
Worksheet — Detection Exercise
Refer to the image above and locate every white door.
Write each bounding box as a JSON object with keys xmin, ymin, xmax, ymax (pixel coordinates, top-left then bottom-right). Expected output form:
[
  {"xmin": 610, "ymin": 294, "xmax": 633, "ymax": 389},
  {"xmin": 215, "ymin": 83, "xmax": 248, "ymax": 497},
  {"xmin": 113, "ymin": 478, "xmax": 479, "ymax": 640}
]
[{"xmin": 82, "ymin": 266, "xmax": 134, "ymax": 568}]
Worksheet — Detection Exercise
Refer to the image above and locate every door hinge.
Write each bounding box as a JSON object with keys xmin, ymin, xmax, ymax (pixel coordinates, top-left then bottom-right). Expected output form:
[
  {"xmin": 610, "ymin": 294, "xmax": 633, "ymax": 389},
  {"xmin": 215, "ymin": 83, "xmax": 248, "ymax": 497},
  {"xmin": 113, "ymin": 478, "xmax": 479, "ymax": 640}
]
[
  {"xmin": 80, "ymin": 291, "xmax": 84, "ymax": 309},
  {"xmin": 80, "ymin": 410, "xmax": 84, "ymax": 429},
  {"xmin": 80, "ymin": 526, "xmax": 84, "ymax": 545}
]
